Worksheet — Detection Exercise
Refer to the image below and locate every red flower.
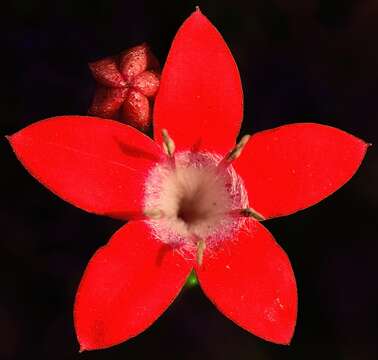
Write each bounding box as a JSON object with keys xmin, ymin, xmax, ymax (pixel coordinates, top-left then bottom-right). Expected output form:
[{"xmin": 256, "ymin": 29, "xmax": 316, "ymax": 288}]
[
  {"xmin": 88, "ymin": 44, "xmax": 160, "ymax": 131},
  {"xmin": 8, "ymin": 9, "xmax": 368, "ymax": 351}
]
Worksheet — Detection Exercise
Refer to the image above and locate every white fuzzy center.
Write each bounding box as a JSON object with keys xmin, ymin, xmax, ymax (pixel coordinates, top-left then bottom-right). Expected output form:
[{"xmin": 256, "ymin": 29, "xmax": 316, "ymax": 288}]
[{"xmin": 143, "ymin": 151, "xmax": 248, "ymax": 255}]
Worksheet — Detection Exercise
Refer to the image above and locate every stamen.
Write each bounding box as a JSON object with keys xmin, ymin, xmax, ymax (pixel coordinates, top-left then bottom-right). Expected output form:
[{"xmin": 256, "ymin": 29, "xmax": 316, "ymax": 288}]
[
  {"xmin": 218, "ymin": 134, "xmax": 251, "ymax": 168},
  {"xmin": 161, "ymin": 129, "xmax": 176, "ymax": 157},
  {"xmin": 144, "ymin": 209, "xmax": 165, "ymax": 220},
  {"xmin": 240, "ymin": 207, "xmax": 266, "ymax": 221},
  {"xmin": 227, "ymin": 134, "xmax": 250, "ymax": 161},
  {"xmin": 196, "ymin": 237, "xmax": 206, "ymax": 266}
]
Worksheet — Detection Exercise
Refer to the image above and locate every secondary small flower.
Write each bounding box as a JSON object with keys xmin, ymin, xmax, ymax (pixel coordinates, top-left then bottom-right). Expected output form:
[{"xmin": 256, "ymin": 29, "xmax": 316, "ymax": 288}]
[
  {"xmin": 88, "ymin": 44, "xmax": 160, "ymax": 131},
  {"xmin": 8, "ymin": 9, "xmax": 368, "ymax": 352}
]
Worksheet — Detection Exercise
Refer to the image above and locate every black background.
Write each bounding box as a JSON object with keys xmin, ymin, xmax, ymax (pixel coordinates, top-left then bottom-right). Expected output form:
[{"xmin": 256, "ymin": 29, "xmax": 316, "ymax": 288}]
[{"xmin": 1, "ymin": 1, "xmax": 377, "ymax": 359}]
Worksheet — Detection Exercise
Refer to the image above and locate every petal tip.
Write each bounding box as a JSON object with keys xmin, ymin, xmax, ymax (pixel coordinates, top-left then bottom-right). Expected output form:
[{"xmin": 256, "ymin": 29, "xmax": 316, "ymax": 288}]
[
  {"xmin": 250, "ymin": 315, "xmax": 296, "ymax": 346},
  {"xmin": 189, "ymin": 5, "xmax": 208, "ymax": 22},
  {"xmin": 255, "ymin": 321, "xmax": 295, "ymax": 346},
  {"xmin": 274, "ymin": 329, "xmax": 295, "ymax": 346},
  {"xmin": 6, "ymin": 133, "xmax": 19, "ymax": 150}
]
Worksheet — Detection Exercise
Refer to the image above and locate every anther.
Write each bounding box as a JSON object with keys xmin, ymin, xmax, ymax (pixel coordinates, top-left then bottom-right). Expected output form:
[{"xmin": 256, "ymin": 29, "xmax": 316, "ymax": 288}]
[
  {"xmin": 227, "ymin": 135, "xmax": 250, "ymax": 161},
  {"xmin": 196, "ymin": 237, "xmax": 206, "ymax": 266},
  {"xmin": 240, "ymin": 207, "xmax": 265, "ymax": 221},
  {"xmin": 144, "ymin": 209, "xmax": 165, "ymax": 220},
  {"xmin": 218, "ymin": 134, "xmax": 251, "ymax": 168},
  {"xmin": 161, "ymin": 129, "xmax": 176, "ymax": 157}
]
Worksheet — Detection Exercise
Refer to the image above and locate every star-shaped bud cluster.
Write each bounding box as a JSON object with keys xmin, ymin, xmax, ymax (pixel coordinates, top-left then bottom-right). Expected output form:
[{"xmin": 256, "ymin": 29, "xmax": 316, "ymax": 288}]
[{"xmin": 88, "ymin": 44, "xmax": 160, "ymax": 131}]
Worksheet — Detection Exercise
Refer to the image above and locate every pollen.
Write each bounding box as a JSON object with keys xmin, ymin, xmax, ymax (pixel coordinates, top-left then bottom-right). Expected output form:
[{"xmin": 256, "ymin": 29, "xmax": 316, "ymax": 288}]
[{"xmin": 143, "ymin": 150, "xmax": 249, "ymax": 258}]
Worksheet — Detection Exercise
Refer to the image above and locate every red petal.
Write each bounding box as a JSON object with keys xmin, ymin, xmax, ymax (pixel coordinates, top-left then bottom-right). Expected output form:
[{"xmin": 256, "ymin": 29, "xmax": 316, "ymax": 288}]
[
  {"xmin": 89, "ymin": 56, "xmax": 126, "ymax": 88},
  {"xmin": 235, "ymin": 123, "xmax": 368, "ymax": 219},
  {"xmin": 131, "ymin": 70, "xmax": 160, "ymax": 98},
  {"xmin": 75, "ymin": 221, "xmax": 192, "ymax": 351},
  {"xmin": 154, "ymin": 9, "xmax": 243, "ymax": 153},
  {"xmin": 8, "ymin": 116, "xmax": 162, "ymax": 219},
  {"xmin": 88, "ymin": 86, "xmax": 128, "ymax": 119},
  {"xmin": 120, "ymin": 44, "xmax": 159, "ymax": 83},
  {"xmin": 122, "ymin": 90, "xmax": 151, "ymax": 131},
  {"xmin": 195, "ymin": 220, "xmax": 297, "ymax": 344}
]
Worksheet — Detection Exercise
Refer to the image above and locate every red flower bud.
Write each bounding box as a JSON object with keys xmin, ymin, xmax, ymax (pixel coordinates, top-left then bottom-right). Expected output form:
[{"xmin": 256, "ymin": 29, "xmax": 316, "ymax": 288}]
[
  {"xmin": 122, "ymin": 89, "xmax": 150, "ymax": 131},
  {"xmin": 132, "ymin": 70, "xmax": 160, "ymax": 97},
  {"xmin": 88, "ymin": 44, "xmax": 160, "ymax": 131}
]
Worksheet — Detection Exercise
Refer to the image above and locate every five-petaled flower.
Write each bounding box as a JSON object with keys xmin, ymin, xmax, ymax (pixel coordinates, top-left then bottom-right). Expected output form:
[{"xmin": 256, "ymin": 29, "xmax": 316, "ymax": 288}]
[
  {"xmin": 88, "ymin": 43, "xmax": 160, "ymax": 131},
  {"xmin": 8, "ymin": 9, "xmax": 368, "ymax": 351}
]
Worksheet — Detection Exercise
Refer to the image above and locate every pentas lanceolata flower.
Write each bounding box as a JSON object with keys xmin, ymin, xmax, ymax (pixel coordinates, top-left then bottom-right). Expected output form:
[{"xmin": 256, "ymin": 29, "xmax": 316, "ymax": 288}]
[
  {"xmin": 8, "ymin": 9, "xmax": 368, "ymax": 351},
  {"xmin": 88, "ymin": 44, "xmax": 160, "ymax": 131}
]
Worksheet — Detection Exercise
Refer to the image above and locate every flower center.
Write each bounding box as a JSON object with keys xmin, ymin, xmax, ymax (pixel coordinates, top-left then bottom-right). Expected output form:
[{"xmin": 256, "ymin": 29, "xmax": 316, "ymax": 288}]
[
  {"xmin": 144, "ymin": 129, "xmax": 264, "ymax": 265},
  {"xmin": 143, "ymin": 129, "xmax": 264, "ymax": 264},
  {"xmin": 144, "ymin": 151, "xmax": 248, "ymax": 255}
]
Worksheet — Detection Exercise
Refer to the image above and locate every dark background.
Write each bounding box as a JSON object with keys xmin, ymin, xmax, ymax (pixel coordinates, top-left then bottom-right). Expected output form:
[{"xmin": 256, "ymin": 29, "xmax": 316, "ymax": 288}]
[{"xmin": 1, "ymin": 0, "xmax": 377, "ymax": 359}]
